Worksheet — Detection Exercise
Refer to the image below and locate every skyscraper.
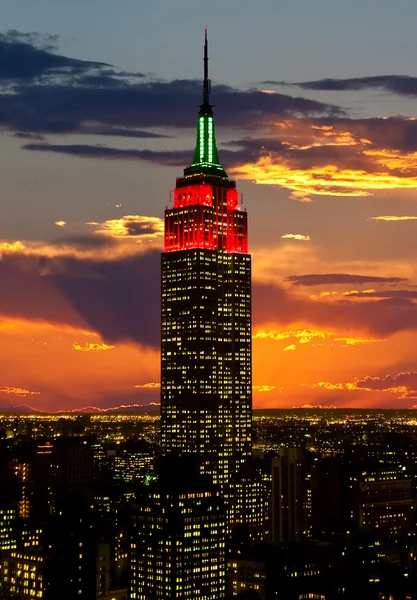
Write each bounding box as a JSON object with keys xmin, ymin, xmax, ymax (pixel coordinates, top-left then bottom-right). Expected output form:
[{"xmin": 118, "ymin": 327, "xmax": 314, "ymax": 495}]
[
  {"xmin": 130, "ymin": 458, "xmax": 226, "ymax": 600},
  {"xmin": 161, "ymin": 28, "xmax": 252, "ymax": 494},
  {"xmin": 271, "ymin": 448, "xmax": 308, "ymax": 542}
]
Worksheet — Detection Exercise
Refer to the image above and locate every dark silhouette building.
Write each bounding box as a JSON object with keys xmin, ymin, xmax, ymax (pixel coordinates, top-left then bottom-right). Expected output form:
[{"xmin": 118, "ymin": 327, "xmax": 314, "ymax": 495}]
[{"xmin": 271, "ymin": 448, "xmax": 309, "ymax": 542}]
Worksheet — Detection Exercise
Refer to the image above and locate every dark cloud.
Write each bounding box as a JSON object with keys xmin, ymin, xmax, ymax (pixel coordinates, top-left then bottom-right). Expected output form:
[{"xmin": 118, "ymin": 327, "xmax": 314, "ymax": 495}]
[
  {"xmin": 355, "ymin": 372, "xmax": 417, "ymax": 392},
  {"xmin": 287, "ymin": 274, "xmax": 408, "ymax": 287},
  {"xmin": 287, "ymin": 75, "xmax": 417, "ymax": 97},
  {"xmin": 0, "ymin": 249, "xmax": 161, "ymax": 348},
  {"xmin": 21, "ymin": 143, "xmax": 252, "ymax": 168},
  {"xmin": 0, "ymin": 30, "xmax": 342, "ymax": 140},
  {"xmin": 345, "ymin": 290, "xmax": 417, "ymax": 299},
  {"xmin": 12, "ymin": 132, "xmax": 45, "ymax": 140},
  {"xmin": 253, "ymin": 282, "xmax": 417, "ymax": 338},
  {"xmin": 3, "ymin": 241, "xmax": 417, "ymax": 349},
  {"xmin": 0, "ymin": 29, "xmax": 106, "ymax": 82},
  {"xmin": 22, "ymin": 143, "xmax": 192, "ymax": 165}
]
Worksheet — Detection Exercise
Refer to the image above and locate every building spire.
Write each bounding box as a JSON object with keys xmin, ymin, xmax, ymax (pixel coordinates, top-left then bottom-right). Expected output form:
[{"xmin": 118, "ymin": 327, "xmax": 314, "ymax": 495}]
[
  {"xmin": 185, "ymin": 27, "xmax": 227, "ymax": 178},
  {"xmin": 203, "ymin": 26, "xmax": 210, "ymax": 105}
]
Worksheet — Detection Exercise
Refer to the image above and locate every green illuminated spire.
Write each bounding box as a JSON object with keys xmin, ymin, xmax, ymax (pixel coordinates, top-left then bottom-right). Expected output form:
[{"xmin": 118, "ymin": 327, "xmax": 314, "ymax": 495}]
[{"xmin": 185, "ymin": 28, "xmax": 227, "ymax": 177}]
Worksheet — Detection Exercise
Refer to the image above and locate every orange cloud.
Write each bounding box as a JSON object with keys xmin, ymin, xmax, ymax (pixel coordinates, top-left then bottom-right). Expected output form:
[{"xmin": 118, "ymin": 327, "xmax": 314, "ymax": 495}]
[
  {"xmin": 309, "ymin": 372, "xmax": 417, "ymax": 400},
  {"xmin": 333, "ymin": 336, "xmax": 385, "ymax": 346},
  {"xmin": 254, "ymin": 328, "xmax": 329, "ymax": 343},
  {"xmin": 231, "ymin": 118, "xmax": 417, "ymax": 198},
  {"xmin": 298, "ymin": 403, "xmax": 338, "ymax": 409},
  {"xmin": 133, "ymin": 382, "xmax": 160, "ymax": 389},
  {"xmin": 234, "ymin": 156, "xmax": 417, "ymax": 198},
  {"xmin": 253, "ymin": 385, "xmax": 277, "ymax": 392},
  {"xmin": 282, "ymin": 233, "xmax": 310, "ymax": 241},
  {"xmin": 90, "ymin": 215, "xmax": 164, "ymax": 239},
  {"xmin": 253, "ymin": 328, "xmax": 385, "ymax": 347},
  {"xmin": 283, "ymin": 344, "xmax": 296, "ymax": 351},
  {"xmin": 370, "ymin": 215, "xmax": 417, "ymax": 221},
  {"xmin": 72, "ymin": 342, "xmax": 115, "ymax": 352},
  {"xmin": 0, "ymin": 386, "xmax": 40, "ymax": 396},
  {"xmin": 55, "ymin": 220, "xmax": 67, "ymax": 227}
]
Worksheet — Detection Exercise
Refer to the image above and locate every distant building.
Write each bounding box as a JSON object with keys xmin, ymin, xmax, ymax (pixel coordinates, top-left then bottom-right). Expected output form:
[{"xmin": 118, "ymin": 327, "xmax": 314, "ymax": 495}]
[
  {"xmin": 271, "ymin": 448, "xmax": 308, "ymax": 542},
  {"xmin": 231, "ymin": 457, "xmax": 271, "ymax": 543},
  {"xmin": 310, "ymin": 455, "xmax": 345, "ymax": 537},
  {"xmin": 0, "ymin": 507, "xmax": 16, "ymax": 552},
  {"xmin": 113, "ymin": 441, "xmax": 153, "ymax": 484},
  {"xmin": 349, "ymin": 466, "xmax": 412, "ymax": 537},
  {"xmin": 9, "ymin": 436, "xmax": 93, "ymax": 521}
]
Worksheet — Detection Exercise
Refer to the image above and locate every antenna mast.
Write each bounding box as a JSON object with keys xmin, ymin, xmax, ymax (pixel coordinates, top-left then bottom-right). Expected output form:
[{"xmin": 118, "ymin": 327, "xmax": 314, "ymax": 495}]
[{"xmin": 203, "ymin": 26, "xmax": 210, "ymax": 105}]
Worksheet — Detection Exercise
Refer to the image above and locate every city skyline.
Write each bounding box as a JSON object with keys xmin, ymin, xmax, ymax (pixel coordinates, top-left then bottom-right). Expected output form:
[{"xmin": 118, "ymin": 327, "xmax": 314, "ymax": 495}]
[{"xmin": 2, "ymin": 3, "xmax": 417, "ymax": 411}]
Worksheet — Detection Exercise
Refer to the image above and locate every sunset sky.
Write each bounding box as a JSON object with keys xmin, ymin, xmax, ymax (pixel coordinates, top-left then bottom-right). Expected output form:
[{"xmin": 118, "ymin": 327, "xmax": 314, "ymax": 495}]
[{"xmin": 2, "ymin": 0, "xmax": 417, "ymax": 411}]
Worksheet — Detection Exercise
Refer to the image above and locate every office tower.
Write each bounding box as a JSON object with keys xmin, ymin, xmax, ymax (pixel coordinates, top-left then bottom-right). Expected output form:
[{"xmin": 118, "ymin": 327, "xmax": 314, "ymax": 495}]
[
  {"xmin": 0, "ymin": 507, "xmax": 97, "ymax": 600},
  {"xmin": 160, "ymin": 28, "xmax": 252, "ymax": 493},
  {"xmin": 0, "ymin": 507, "xmax": 16, "ymax": 552},
  {"xmin": 129, "ymin": 457, "xmax": 226, "ymax": 600},
  {"xmin": 52, "ymin": 436, "xmax": 93, "ymax": 510},
  {"xmin": 271, "ymin": 448, "xmax": 308, "ymax": 542},
  {"xmin": 231, "ymin": 457, "xmax": 271, "ymax": 543},
  {"xmin": 113, "ymin": 440, "xmax": 153, "ymax": 484},
  {"xmin": 349, "ymin": 465, "xmax": 412, "ymax": 537},
  {"xmin": 310, "ymin": 455, "xmax": 344, "ymax": 537},
  {"xmin": 10, "ymin": 439, "xmax": 54, "ymax": 521}
]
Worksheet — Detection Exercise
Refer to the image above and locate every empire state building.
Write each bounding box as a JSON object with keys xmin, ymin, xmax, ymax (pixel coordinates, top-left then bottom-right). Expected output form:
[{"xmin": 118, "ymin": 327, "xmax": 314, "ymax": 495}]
[{"xmin": 160, "ymin": 28, "xmax": 252, "ymax": 492}]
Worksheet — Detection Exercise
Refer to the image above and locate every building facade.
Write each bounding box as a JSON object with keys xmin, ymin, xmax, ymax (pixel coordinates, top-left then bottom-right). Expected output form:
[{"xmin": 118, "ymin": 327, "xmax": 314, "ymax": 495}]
[
  {"xmin": 130, "ymin": 475, "xmax": 226, "ymax": 600},
  {"xmin": 160, "ymin": 28, "xmax": 252, "ymax": 494},
  {"xmin": 271, "ymin": 448, "xmax": 308, "ymax": 543}
]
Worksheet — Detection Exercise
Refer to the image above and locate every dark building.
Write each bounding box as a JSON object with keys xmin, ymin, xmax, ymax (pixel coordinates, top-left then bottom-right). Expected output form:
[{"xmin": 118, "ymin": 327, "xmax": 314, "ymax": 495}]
[
  {"xmin": 129, "ymin": 457, "xmax": 226, "ymax": 600},
  {"xmin": 227, "ymin": 536, "xmax": 411, "ymax": 600},
  {"xmin": 349, "ymin": 465, "xmax": 412, "ymax": 538},
  {"xmin": 160, "ymin": 28, "xmax": 252, "ymax": 497},
  {"xmin": 113, "ymin": 440, "xmax": 153, "ymax": 485},
  {"xmin": 310, "ymin": 455, "xmax": 345, "ymax": 538},
  {"xmin": 8, "ymin": 436, "xmax": 93, "ymax": 521},
  {"xmin": 271, "ymin": 448, "xmax": 309, "ymax": 542},
  {"xmin": 0, "ymin": 506, "xmax": 97, "ymax": 600}
]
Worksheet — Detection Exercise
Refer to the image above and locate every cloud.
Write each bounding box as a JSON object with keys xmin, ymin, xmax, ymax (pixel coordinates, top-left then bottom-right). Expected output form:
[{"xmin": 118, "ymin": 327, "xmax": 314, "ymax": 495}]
[
  {"xmin": 22, "ymin": 144, "xmax": 191, "ymax": 163},
  {"xmin": 0, "ymin": 245, "xmax": 161, "ymax": 348},
  {"xmin": 6, "ymin": 32, "xmax": 417, "ymax": 201},
  {"xmin": 230, "ymin": 117, "xmax": 417, "ymax": 198},
  {"xmin": 370, "ymin": 215, "xmax": 417, "ymax": 222},
  {"xmin": 0, "ymin": 29, "xmax": 106, "ymax": 82},
  {"xmin": 72, "ymin": 342, "xmax": 115, "ymax": 352},
  {"xmin": 286, "ymin": 273, "xmax": 408, "ymax": 287},
  {"xmin": 2, "ymin": 233, "xmax": 417, "ymax": 354},
  {"xmin": 283, "ymin": 344, "xmax": 296, "ymax": 351},
  {"xmin": 298, "ymin": 403, "xmax": 337, "ymax": 409},
  {"xmin": 282, "ymin": 233, "xmax": 310, "ymax": 241},
  {"xmin": 253, "ymin": 328, "xmax": 385, "ymax": 347},
  {"xmin": 253, "ymin": 281, "xmax": 417, "ymax": 338},
  {"xmin": 289, "ymin": 75, "xmax": 417, "ymax": 97},
  {"xmin": 55, "ymin": 220, "xmax": 66, "ymax": 227},
  {"xmin": 0, "ymin": 29, "xmax": 341, "ymax": 142},
  {"xmin": 309, "ymin": 372, "xmax": 417, "ymax": 401},
  {"xmin": 133, "ymin": 382, "xmax": 160, "ymax": 389},
  {"xmin": 344, "ymin": 290, "xmax": 417, "ymax": 299},
  {"xmin": 0, "ymin": 386, "xmax": 40, "ymax": 396},
  {"xmin": 253, "ymin": 385, "xmax": 276, "ymax": 392},
  {"xmin": 89, "ymin": 215, "xmax": 164, "ymax": 239}
]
